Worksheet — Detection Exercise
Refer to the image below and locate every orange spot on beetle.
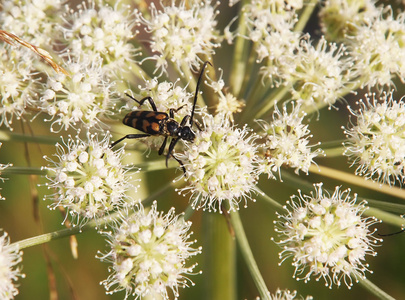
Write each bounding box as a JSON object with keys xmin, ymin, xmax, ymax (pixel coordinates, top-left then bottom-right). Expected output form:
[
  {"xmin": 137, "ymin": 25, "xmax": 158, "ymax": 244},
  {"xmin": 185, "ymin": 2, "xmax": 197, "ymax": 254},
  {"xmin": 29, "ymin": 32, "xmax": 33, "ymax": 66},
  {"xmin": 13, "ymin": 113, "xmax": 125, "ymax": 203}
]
[
  {"xmin": 142, "ymin": 119, "xmax": 151, "ymax": 131},
  {"xmin": 151, "ymin": 122, "xmax": 160, "ymax": 132}
]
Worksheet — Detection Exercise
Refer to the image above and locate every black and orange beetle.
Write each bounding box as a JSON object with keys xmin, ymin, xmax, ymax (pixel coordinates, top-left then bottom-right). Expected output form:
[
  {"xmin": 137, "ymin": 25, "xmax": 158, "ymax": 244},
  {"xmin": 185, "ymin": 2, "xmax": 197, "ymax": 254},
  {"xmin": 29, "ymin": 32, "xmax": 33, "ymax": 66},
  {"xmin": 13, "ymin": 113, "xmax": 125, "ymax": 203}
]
[{"xmin": 111, "ymin": 61, "xmax": 211, "ymax": 172}]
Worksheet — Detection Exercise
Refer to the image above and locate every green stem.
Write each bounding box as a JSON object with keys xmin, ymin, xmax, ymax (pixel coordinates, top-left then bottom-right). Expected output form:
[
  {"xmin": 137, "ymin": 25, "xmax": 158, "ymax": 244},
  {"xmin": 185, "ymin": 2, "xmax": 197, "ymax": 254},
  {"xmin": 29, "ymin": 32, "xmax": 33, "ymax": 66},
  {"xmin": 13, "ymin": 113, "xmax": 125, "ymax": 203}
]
[
  {"xmin": 294, "ymin": 0, "xmax": 319, "ymax": 33},
  {"xmin": 2, "ymin": 166, "xmax": 47, "ymax": 176},
  {"xmin": 202, "ymin": 212, "xmax": 236, "ymax": 300},
  {"xmin": 131, "ymin": 159, "xmax": 179, "ymax": 172},
  {"xmin": 183, "ymin": 204, "xmax": 196, "ymax": 221},
  {"xmin": 230, "ymin": 211, "xmax": 270, "ymax": 300},
  {"xmin": 11, "ymin": 184, "xmax": 177, "ymax": 250},
  {"xmin": 255, "ymin": 85, "xmax": 290, "ymax": 120},
  {"xmin": 256, "ymin": 188, "xmax": 283, "ymax": 210},
  {"xmin": 366, "ymin": 199, "xmax": 405, "ymax": 214},
  {"xmin": 309, "ymin": 164, "xmax": 405, "ymax": 200},
  {"xmin": 365, "ymin": 207, "xmax": 404, "ymax": 228},
  {"xmin": 229, "ymin": 0, "xmax": 250, "ymax": 96},
  {"xmin": 12, "ymin": 219, "xmax": 98, "ymax": 250},
  {"xmin": 0, "ymin": 130, "xmax": 60, "ymax": 145},
  {"xmin": 237, "ymin": 43, "xmax": 256, "ymax": 100},
  {"xmin": 323, "ymin": 146, "xmax": 345, "ymax": 157},
  {"xmin": 357, "ymin": 273, "xmax": 396, "ymax": 300}
]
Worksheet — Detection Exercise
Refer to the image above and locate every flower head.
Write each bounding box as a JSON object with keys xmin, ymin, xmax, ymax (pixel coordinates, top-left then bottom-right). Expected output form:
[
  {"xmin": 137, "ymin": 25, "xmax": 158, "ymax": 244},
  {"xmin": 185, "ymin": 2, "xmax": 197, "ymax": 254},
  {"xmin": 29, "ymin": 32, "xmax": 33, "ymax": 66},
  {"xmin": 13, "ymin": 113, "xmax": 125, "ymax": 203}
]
[
  {"xmin": 39, "ymin": 57, "xmax": 116, "ymax": 132},
  {"xmin": 177, "ymin": 114, "xmax": 260, "ymax": 212},
  {"xmin": 241, "ymin": 0, "xmax": 301, "ymax": 88},
  {"xmin": 43, "ymin": 133, "xmax": 136, "ymax": 226},
  {"xmin": 286, "ymin": 37, "xmax": 352, "ymax": 108},
  {"xmin": 274, "ymin": 183, "xmax": 381, "ymax": 288},
  {"xmin": 61, "ymin": 0, "xmax": 139, "ymax": 76},
  {"xmin": 343, "ymin": 91, "xmax": 405, "ymax": 185},
  {"xmin": 349, "ymin": 8, "xmax": 405, "ymax": 88},
  {"xmin": 98, "ymin": 201, "xmax": 201, "ymax": 299},
  {"xmin": 319, "ymin": 0, "xmax": 380, "ymax": 41},
  {"xmin": 204, "ymin": 68, "xmax": 245, "ymax": 121},
  {"xmin": 257, "ymin": 102, "xmax": 324, "ymax": 179},
  {"xmin": 137, "ymin": 1, "xmax": 220, "ymax": 75},
  {"xmin": 0, "ymin": 46, "xmax": 39, "ymax": 131},
  {"xmin": 0, "ymin": 0, "xmax": 63, "ymax": 46},
  {"xmin": 0, "ymin": 231, "xmax": 25, "ymax": 299}
]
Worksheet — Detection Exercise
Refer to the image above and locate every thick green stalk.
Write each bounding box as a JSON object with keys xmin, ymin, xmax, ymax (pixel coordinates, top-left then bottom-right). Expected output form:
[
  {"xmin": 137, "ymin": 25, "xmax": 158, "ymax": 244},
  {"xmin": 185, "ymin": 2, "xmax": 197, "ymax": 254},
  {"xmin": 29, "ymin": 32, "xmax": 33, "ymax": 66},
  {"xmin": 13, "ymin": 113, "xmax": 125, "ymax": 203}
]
[
  {"xmin": 0, "ymin": 130, "xmax": 60, "ymax": 144},
  {"xmin": 12, "ymin": 220, "xmax": 97, "ymax": 250},
  {"xmin": 229, "ymin": 0, "xmax": 250, "ymax": 96},
  {"xmin": 309, "ymin": 164, "xmax": 405, "ymax": 200},
  {"xmin": 294, "ymin": 0, "xmax": 319, "ymax": 33},
  {"xmin": 358, "ymin": 273, "xmax": 396, "ymax": 300},
  {"xmin": 230, "ymin": 211, "xmax": 270, "ymax": 300},
  {"xmin": 202, "ymin": 212, "xmax": 236, "ymax": 300}
]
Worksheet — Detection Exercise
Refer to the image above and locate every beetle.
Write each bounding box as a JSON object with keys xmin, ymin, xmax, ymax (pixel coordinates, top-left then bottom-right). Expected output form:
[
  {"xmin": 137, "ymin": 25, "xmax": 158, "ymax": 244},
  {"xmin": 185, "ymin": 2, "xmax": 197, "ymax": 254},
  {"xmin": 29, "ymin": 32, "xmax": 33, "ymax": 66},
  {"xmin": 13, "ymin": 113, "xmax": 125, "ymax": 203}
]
[{"xmin": 110, "ymin": 61, "xmax": 211, "ymax": 172}]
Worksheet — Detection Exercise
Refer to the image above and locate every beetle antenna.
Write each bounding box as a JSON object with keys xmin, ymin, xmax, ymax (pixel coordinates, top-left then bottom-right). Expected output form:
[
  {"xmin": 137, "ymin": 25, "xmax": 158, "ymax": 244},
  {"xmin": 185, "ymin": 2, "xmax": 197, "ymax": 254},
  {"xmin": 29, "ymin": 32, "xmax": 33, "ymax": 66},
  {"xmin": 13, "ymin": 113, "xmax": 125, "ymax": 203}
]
[{"xmin": 190, "ymin": 61, "xmax": 212, "ymax": 126}]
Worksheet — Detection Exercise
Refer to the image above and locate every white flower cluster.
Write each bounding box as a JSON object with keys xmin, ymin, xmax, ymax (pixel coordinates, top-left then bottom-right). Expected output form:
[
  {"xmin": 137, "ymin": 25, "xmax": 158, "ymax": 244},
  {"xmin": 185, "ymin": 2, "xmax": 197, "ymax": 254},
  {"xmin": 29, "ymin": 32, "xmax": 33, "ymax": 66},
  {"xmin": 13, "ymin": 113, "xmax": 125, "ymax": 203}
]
[
  {"xmin": 0, "ymin": 231, "xmax": 24, "ymax": 300},
  {"xmin": 287, "ymin": 37, "xmax": 351, "ymax": 107},
  {"xmin": 274, "ymin": 184, "xmax": 381, "ymax": 288},
  {"xmin": 98, "ymin": 201, "xmax": 201, "ymax": 300},
  {"xmin": 60, "ymin": 0, "xmax": 138, "ymax": 76},
  {"xmin": 136, "ymin": 0, "xmax": 220, "ymax": 75},
  {"xmin": 349, "ymin": 8, "xmax": 405, "ymax": 88},
  {"xmin": 319, "ymin": 0, "xmax": 380, "ymax": 41},
  {"xmin": 43, "ymin": 133, "xmax": 136, "ymax": 226},
  {"xmin": 0, "ymin": 47, "xmax": 39, "ymax": 130},
  {"xmin": 344, "ymin": 91, "xmax": 405, "ymax": 185},
  {"xmin": 39, "ymin": 58, "xmax": 116, "ymax": 132},
  {"xmin": 242, "ymin": 0, "xmax": 300, "ymax": 87},
  {"xmin": 178, "ymin": 114, "xmax": 260, "ymax": 212},
  {"xmin": 257, "ymin": 102, "xmax": 324, "ymax": 179},
  {"xmin": 272, "ymin": 288, "xmax": 313, "ymax": 300},
  {"xmin": 0, "ymin": 0, "xmax": 63, "ymax": 46}
]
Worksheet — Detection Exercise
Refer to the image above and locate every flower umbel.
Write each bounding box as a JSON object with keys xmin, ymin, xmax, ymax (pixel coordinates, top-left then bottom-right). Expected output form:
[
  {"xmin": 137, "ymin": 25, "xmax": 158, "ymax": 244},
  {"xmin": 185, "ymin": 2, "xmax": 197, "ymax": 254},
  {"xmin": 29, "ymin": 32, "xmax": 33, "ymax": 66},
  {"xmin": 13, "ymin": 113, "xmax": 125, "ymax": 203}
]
[
  {"xmin": 319, "ymin": 0, "xmax": 379, "ymax": 41},
  {"xmin": 60, "ymin": 0, "xmax": 138, "ymax": 76},
  {"xmin": 349, "ymin": 8, "xmax": 405, "ymax": 88},
  {"xmin": 43, "ymin": 133, "xmax": 136, "ymax": 226},
  {"xmin": 274, "ymin": 183, "xmax": 381, "ymax": 288},
  {"xmin": 257, "ymin": 102, "xmax": 324, "ymax": 179},
  {"xmin": 0, "ymin": 46, "xmax": 39, "ymax": 131},
  {"xmin": 98, "ymin": 201, "xmax": 201, "ymax": 299},
  {"xmin": 39, "ymin": 57, "xmax": 116, "ymax": 132},
  {"xmin": 137, "ymin": 0, "xmax": 220, "ymax": 75},
  {"xmin": 343, "ymin": 91, "xmax": 405, "ymax": 185},
  {"xmin": 287, "ymin": 37, "xmax": 351, "ymax": 108},
  {"xmin": 0, "ymin": 231, "xmax": 25, "ymax": 300},
  {"xmin": 177, "ymin": 114, "xmax": 260, "ymax": 212}
]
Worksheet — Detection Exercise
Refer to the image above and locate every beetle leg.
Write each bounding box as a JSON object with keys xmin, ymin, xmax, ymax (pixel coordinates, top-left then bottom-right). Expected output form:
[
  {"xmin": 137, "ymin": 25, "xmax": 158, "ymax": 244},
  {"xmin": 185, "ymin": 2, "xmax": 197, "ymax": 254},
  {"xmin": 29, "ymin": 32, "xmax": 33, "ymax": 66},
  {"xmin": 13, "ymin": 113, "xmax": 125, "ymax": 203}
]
[
  {"xmin": 172, "ymin": 154, "xmax": 186, "ymax": 174},
  {"xmin": 158, "ymin": 136, "xmax": 168, "ymax": 155},
  {"xmin": 179, "ymin": 115, "xmax": 190, "ymax": 127},
  {"xmin": 110, "ymin": 133, "xmax": 151, "ymax": 148},
  {"xmin": 125, "ymin": 94, "xmax": 158, "ymax": 112},
  {"xmin": 166, "ymin": 138, "xmax": 180, "ymax": 167},
  {"xmin": 194, "ymin": 119, "xmax": 203, "ymax": 131},
  {"xmin": 169, "ymin": 105, "xmax": 186, "ymax": 118}
]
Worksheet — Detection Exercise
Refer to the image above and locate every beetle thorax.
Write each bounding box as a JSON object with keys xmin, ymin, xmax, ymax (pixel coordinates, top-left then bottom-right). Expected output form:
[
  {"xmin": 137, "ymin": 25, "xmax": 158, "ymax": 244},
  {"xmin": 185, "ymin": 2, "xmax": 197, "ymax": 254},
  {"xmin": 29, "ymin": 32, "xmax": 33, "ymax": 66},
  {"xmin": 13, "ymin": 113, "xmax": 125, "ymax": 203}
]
[{"xmin": 164, "ymin": 119, "xmax": 180, "ymax": 137}]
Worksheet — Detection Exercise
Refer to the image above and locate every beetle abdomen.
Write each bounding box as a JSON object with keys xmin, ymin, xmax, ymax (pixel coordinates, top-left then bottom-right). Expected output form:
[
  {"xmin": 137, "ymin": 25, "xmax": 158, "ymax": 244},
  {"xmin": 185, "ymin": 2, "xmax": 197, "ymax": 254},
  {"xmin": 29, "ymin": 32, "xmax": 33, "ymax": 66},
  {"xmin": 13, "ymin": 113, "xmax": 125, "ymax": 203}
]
[{"xmin": 123, "ymin": 111, "xmax": 168, "ymax": 135}]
